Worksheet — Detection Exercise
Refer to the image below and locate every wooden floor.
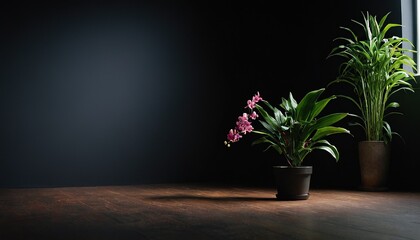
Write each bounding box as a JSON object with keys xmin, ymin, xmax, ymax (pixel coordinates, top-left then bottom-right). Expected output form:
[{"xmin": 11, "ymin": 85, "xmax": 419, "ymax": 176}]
[{"xmin": 0, "ymin": 183, "xmax": 419, "ymax": 240}]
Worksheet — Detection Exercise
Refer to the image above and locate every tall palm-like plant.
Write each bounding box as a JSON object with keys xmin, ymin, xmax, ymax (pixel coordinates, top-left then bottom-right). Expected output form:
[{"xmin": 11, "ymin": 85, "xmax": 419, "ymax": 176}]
[{"xmin": 327, "ymin": 11, "xmax": 417, "ymax": 143}]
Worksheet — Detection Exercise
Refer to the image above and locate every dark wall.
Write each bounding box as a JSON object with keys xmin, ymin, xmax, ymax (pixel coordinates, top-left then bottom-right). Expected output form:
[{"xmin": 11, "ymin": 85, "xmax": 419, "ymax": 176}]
[
  {"xmin": 0, "ymin": 0, "xmax": 418, "ymax": 190},
  {"xmin": 0, "ymin": 0, "xmax": 216, "ymax": 187}
]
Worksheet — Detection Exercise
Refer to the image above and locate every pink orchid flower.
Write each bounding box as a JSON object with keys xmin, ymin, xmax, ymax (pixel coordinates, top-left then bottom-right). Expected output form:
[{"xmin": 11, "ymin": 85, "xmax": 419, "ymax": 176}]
[
  {"xmin": 227, "ymin": 129, "xmax": 242, "ymax": 142},
  {"xmin": 252, "ymin": 92, "xmax": 263, "ymax": 102},
  {"xmin": 250, "ymin": 111, "xmax": 258, "ymax": 120},
  {"xmin": 225, "ymin": 91, "xmax": 262, "ymax": 146},
  {"xmin": 246, "ymin": 100, "xmax": 256, "ymax": 109}
]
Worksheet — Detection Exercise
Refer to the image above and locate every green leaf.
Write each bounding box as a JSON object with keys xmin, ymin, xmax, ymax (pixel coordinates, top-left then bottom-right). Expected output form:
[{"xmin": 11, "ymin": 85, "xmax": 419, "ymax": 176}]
[
  {"xmin": 383, "ymin": 121, "xmax": 392, "ymax": 143},
  {"xmin": 312, "ymin": 144, "xmax": 340, "ymax": 161},
  {"xmin": 289, "ymin": 92, "xmax": 298, "ymax": 109},
  {"xmin": 271, "ymin": 145, "xmax": 283, "ymax": 155},
  {"xmin": 312, "ymin": 126, "xmax": 351, "ymax": 141},
  {"xmin": 252, "ymin": 130, "xmax": 272, "ymax": 136},
  {"xmin": 252, "ymin": 137, "xmax": 277, "ymax": 147},
  {"xmin": 386, "ymin": 102, "xmax": 399, "ymax": 109},
  {"xmin": 296, "ymin": 88, "xmax": 325, "ymax": 121},
  {"xmin": 310, "ymin": 113, "xmax": 348, "ymax": 131},
  {"xmin": 260, "ymin": 100, "xmax": 274, "ymax": 112},
  {"xmin": 274, "ymin": 107, "xmax": 285, "ymax": 125},
  {"xmin": 255, "ymin": 104, "xmax": 278, "ymax": 130},
  {"xmin": 310, "ymin": 95, "xmax": 336, "ymax": 120}
]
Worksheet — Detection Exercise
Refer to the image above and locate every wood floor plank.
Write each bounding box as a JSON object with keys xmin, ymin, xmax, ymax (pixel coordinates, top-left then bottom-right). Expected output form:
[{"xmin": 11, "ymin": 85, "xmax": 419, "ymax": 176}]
[{"xmin": 0, "ymin": 184, "xmax": 419, "ymax": 240}]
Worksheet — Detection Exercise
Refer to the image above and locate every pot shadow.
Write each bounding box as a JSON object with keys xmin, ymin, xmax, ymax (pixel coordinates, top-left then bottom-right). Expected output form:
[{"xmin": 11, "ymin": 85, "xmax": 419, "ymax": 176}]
[{"xmin": 147, "ymin": 195, "xmax": 277, "ymax": 202}]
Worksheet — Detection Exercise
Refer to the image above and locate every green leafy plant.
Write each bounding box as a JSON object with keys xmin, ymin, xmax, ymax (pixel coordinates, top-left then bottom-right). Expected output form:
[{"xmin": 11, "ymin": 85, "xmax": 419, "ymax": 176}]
[
  {"xmin": 327, "ymin": 11, "xmax": 417, "ymax": 143},
  {"xmin": 225, "ymin": 88, "xmax": 351, "ymax": 167}
]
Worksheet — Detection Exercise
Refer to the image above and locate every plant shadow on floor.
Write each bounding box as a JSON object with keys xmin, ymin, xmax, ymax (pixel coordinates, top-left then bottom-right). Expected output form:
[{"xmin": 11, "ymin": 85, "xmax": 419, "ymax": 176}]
[{"xmin": 148, "ymin": 195, "xmax": 276, "ymax": 202}]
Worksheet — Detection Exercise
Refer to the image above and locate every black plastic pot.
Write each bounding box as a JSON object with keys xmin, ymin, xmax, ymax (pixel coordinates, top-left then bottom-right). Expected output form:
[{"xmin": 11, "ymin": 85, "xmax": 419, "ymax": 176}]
[{"xmin": 272, "ymin": 166, "xmax": 313, "ymax": 200}]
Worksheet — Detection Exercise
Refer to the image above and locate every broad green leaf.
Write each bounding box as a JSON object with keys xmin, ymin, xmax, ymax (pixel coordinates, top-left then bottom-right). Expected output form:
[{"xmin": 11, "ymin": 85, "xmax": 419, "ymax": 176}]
[
  {"xmin": 310, "ymin": 96, "xmax": 336, "ymax": 120},
  {"xmin": 310, "ymin": 113, "xmax": 348, "ymax": 131},
  {"xmin": 312, "ymin": 126, "xmax": 351, "ymax": 141},
  {"xmin": 255, "ymin": 104, "xmax": 277, "ymax": 130},
  {"xmin": 296, "ymin": 88, "xmax": 325, "ymax": 121},
  {"xmin": 312, "ymin": 145, "xmax": 339, "ymax": 161},
  {"xmin": 252, "ymin": 137, "xmax": 276, "ymax": 146},
  {"xmin": 274, "ymin": 107, "xmax": 285, "ymax": 125},
  {"xmin": 259, "ymin": 120, "xmax": 275, "ymax": 133}
]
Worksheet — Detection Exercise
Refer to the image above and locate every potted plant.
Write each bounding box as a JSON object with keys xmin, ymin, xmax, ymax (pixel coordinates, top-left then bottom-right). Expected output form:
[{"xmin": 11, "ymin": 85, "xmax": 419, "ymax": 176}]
[
  {"xmin": 327, "ymin": 11, "xmax": 417, "ymax": 191},
  {"xmin": 224, "ymin": 88, "xmax": 351, "ymax": 200}
]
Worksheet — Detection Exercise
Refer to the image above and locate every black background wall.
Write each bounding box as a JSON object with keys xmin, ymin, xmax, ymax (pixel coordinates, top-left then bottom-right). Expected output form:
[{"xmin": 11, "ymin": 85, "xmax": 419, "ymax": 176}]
[{"xmin": 0, "ymin": 0, "xmax": 418, "ymax": 190}]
